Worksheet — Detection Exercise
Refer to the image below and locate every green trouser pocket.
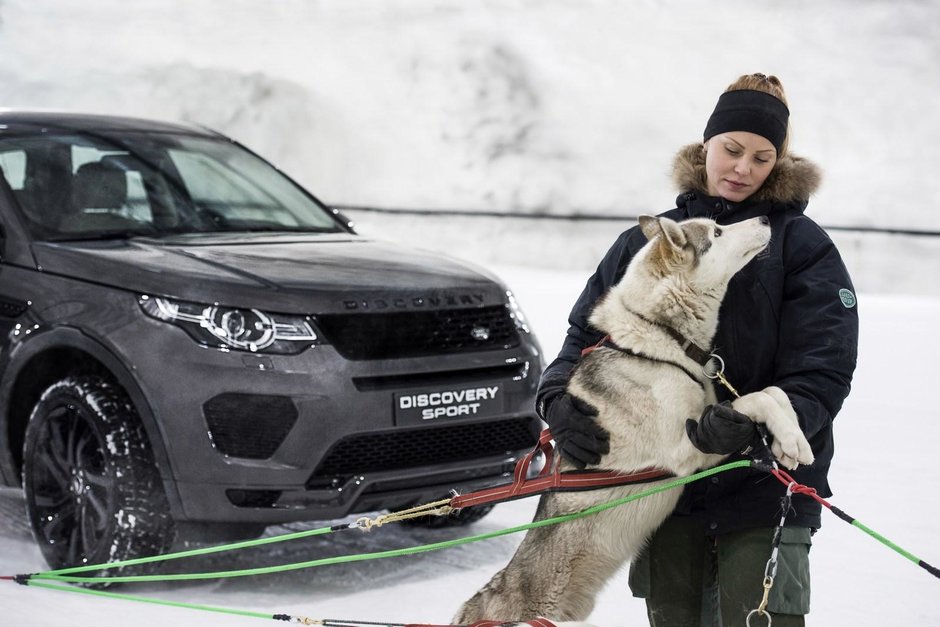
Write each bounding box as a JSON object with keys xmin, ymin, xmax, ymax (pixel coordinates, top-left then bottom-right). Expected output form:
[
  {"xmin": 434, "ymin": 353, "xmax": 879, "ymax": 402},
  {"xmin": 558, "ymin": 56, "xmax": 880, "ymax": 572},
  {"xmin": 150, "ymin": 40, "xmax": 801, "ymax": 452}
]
[
  {"xmin": 763, "ymin": 527, "xmax": 812, "ymax": 615},
  {"xmin": 716, "ymin": 526, "xmax": 812, "ymax": 620},
  {"xmin": 628, "ymin": 522, "xmax": 812, "ymax": 625}
]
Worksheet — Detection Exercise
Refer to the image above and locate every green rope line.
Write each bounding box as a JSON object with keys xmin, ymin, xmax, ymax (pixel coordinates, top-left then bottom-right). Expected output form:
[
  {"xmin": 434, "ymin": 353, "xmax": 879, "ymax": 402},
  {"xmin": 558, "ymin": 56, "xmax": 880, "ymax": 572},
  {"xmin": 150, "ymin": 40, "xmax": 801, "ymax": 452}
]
[
  {"xmin": 31, "ymin": 460, "xmax": 753, "ymax": 584},
  {"xmin": 829, "ymin": 505, "xmax": 940, "ymax": 579},
  {"xmin": 42, "ymin": 522, "xmax": 339, "ymax": 577},
  {"xmin": 853, "ymin": 518, "xmax": 920, "ymax": 562},
  {"xmin": 25, "ymin": 580, "xmax": 277, "ymax": 621}
]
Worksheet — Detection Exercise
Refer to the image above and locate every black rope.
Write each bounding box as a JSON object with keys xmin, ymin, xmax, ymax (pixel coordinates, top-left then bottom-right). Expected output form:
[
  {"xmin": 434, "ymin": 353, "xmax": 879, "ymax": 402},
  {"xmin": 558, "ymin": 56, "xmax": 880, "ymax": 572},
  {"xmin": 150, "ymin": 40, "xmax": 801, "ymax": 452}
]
[{"xmin": 334, "ymin": 204, "xmax": 940, "ymax": 238}]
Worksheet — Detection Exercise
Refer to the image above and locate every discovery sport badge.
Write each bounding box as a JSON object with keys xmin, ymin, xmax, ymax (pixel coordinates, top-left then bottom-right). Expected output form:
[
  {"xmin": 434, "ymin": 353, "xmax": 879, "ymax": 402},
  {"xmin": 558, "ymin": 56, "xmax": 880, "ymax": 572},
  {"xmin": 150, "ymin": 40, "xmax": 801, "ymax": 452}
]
[
  {"xmin": 395, "ymin": 384, "xmax": 505, "ymax": 423},
  {"xmin": 470, "ymin": 326, "xmax": 490, "ymax": 341}
]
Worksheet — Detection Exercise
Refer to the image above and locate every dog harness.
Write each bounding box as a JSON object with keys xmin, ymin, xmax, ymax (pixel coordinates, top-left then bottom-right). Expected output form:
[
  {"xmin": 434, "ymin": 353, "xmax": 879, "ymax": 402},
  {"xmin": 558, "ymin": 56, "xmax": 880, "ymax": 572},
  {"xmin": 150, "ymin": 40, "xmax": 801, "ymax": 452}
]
[
  {"xmin": 411, "ymin": 620, "xmax": 559, "ymax": 627},
  {"xmin": 449, "ymin": 429, "xmax": 673, "ymax": 510},
  {"xmin": 621, "ymin": 308, "xmax": 712, "ymax": 366}
]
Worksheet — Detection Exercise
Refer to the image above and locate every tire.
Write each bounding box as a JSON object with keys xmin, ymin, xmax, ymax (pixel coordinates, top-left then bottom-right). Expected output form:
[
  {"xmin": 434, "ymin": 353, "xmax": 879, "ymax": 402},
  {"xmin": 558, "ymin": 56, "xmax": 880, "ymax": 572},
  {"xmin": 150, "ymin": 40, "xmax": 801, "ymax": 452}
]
[
  {"xmin": 22, "ymin": 376, "xmax": 174, "ymax": 572},
  {"xmin": 400, "ymin": 503, "xmax": 495, "ymax": 529}
]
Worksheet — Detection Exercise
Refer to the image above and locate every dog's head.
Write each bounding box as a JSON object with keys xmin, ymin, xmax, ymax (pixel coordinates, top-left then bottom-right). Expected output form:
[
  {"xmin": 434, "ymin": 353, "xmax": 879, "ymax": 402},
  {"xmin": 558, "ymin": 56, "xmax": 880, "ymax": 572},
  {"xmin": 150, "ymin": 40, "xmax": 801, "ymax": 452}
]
[
  {"xmin": 588, "ymin": 214, "xmax": 771, "ymax": 337},
  {"xmin": 637, "ymin": 215, "xmax": 771, "ymax": 292}
]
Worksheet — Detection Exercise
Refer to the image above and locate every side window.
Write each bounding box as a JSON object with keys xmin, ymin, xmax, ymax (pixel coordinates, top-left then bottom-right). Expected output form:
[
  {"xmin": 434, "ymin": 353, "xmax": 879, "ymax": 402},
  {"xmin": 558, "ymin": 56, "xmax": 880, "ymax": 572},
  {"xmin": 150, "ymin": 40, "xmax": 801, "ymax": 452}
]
[
  {"xmin": 0, "ymin": 149, "xmax": 39, "ymax": 222},
  {"xmin": 0, "ymin": 150, "xmax": 27, "ymax": 190}
]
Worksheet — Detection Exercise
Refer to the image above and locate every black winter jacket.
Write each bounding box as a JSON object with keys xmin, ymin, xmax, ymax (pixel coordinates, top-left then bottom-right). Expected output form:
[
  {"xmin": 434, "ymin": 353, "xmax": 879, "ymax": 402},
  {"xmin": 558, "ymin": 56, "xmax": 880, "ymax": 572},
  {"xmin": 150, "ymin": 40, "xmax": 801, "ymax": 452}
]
[{"xmin": 537, "ymin": 144, "xmax": 859, "ymax": 534}]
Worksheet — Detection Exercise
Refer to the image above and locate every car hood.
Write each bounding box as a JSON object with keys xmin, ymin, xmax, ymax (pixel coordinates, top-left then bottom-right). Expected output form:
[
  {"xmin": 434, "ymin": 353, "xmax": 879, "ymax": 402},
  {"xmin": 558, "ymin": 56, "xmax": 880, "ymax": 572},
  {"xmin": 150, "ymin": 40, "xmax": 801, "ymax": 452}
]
[{"xmin": 30, "ymin": 233, "xmax": 508, "ymax": 313}]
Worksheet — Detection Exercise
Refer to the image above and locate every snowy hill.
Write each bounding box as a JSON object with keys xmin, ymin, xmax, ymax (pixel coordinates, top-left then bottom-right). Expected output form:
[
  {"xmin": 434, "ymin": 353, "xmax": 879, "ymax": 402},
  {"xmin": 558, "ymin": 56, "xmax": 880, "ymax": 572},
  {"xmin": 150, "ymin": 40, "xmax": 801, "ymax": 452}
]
[
  {"xmin": 1, "ymin": 0, "xmax": 938, "ymax": 223},
  {"xmin": 2, "ymin": 0, "xmax": 939, "ymax": 292}
]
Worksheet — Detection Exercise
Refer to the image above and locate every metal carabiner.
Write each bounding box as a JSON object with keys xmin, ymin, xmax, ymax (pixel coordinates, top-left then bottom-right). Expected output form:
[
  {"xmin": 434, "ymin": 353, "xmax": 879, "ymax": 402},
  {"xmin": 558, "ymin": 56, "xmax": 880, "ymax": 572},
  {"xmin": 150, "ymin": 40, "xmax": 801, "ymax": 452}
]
[{"xmin": 704, "ymin": 353, "xmax": 740, "ymax": 398}]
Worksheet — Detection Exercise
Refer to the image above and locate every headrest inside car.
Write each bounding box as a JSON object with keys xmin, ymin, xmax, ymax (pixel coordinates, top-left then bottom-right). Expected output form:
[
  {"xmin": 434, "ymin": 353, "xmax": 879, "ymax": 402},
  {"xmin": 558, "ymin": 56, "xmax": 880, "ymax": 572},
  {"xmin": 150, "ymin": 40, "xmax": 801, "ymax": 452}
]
[{"xmin": 72, "ymin": 161, "xmax": 128, "ymax": 210}]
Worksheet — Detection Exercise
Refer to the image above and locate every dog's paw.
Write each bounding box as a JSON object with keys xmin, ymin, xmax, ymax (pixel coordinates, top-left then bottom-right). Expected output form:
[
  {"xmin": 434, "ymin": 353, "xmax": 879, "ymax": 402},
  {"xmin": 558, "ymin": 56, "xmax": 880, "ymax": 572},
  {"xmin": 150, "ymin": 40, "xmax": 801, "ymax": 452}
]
[
  {"xmin": 733, "ymin": 387, "xmax": 814, "ymax": 469},
  {"xmin": 770, "ymin": 429, "xmax": 814, "ymax": 470}
]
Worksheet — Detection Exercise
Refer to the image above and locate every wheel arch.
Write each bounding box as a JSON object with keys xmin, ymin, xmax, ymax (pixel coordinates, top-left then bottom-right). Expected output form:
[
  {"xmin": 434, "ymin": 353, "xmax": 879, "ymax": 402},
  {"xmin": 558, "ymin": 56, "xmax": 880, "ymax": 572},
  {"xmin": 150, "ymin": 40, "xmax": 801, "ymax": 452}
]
[{"xmin": 0, "ymin": 327, "xmax": 178, "ymax": 508}]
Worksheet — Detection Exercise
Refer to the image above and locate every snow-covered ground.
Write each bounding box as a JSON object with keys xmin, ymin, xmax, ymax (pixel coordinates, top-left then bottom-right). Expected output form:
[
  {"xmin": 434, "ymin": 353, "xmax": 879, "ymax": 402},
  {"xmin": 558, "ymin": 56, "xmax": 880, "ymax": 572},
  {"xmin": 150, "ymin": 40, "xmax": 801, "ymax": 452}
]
[{"xmin": 1, "ymin": 263, "xmax": 938, "ymax": 626}]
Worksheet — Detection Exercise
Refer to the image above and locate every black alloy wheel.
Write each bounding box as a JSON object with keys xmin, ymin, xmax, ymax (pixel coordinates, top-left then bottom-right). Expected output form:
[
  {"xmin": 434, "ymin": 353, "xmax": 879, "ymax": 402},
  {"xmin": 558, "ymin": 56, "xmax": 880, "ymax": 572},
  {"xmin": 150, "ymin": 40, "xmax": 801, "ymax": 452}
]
[{"xmin": 22, "ymin": 376, "xmax": 173, "ymax": 573}]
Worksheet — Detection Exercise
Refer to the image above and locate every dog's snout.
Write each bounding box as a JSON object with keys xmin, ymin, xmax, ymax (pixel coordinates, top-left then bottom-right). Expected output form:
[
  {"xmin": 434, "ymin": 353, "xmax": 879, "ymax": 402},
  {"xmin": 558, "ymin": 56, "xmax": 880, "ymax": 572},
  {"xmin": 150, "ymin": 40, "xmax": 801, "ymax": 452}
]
[{"xmin": 758, "ymin": 215, "xmax": 770, "ymax": 225}]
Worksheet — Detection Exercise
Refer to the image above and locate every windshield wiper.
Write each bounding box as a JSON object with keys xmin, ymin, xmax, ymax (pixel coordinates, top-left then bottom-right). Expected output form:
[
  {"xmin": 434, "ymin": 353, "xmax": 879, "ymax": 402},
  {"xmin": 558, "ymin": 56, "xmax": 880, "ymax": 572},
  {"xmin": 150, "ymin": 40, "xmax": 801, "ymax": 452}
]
[
  {"xmin": 48, "ymin": 229, "xmax": 163, "ymax": 242},
  {"xmin": 212, "ymin": 226, "xmax": 342, "ymax": 234}
]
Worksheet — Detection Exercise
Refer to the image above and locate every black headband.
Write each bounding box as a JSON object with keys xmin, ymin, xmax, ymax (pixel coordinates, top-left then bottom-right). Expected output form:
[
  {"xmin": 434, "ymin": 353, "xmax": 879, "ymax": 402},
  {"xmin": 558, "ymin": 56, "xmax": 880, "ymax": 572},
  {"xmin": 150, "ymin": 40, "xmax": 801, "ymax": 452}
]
[{"xmin": 703, "ymin": 89, "xmax": 789, "ymax": 152}]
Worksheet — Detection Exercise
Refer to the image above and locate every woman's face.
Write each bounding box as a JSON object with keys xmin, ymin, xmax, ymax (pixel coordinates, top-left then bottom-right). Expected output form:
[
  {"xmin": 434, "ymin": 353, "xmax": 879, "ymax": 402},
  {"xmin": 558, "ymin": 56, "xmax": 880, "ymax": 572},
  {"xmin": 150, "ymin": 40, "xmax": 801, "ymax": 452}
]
[{"xmin": 704, "ymin": 131, "xmax": 777, "ymax": 202}]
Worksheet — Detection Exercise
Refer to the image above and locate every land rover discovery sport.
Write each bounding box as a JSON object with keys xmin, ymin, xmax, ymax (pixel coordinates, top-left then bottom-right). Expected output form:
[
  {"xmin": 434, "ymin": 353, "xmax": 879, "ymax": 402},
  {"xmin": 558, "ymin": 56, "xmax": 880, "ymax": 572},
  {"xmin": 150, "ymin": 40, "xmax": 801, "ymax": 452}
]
[{"xmin": 0, "ymin": 111, "xmax": 543, "ymax": 570}]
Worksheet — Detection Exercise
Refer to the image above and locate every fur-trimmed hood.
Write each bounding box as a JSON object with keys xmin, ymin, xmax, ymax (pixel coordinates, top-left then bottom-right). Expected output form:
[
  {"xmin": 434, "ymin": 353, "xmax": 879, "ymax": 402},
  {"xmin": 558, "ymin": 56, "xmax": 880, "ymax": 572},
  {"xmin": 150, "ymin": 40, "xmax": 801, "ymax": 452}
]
[{"xmin": 671, "ymin": 143, "xmax": 822, "ymax": 205}]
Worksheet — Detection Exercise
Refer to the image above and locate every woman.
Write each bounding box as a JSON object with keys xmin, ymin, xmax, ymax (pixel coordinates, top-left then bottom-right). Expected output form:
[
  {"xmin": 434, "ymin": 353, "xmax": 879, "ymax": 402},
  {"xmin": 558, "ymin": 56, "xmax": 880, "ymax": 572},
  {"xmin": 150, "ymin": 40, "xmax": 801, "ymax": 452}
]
[{"xmin": 536, "ymin": 73, "xmax": 858, "ymax": 626}]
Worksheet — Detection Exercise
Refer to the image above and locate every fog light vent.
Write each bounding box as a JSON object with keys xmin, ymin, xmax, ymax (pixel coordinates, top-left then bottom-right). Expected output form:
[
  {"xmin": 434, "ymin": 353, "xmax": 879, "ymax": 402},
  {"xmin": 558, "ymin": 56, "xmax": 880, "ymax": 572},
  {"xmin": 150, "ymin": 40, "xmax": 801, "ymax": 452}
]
[{"xmin": 203, "ymin": 393, "xmax": 298, "ymax": 459}]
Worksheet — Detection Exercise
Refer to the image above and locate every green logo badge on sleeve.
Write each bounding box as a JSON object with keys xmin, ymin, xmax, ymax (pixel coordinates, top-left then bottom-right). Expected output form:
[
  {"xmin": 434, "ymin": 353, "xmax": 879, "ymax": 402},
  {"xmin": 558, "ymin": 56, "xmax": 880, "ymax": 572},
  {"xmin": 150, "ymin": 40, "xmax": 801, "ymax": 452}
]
[{"xmin": 838, "ymin": 289, "xmax": 856, "ymax": 309}]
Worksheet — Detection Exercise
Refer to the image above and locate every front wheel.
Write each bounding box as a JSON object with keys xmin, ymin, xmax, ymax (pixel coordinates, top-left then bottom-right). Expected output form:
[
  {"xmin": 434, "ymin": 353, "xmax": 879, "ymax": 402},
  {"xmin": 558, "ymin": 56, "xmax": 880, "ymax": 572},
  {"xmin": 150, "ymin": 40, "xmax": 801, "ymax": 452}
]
[{"xmin": 22, "ymin": 376, "xmax": 173, "ymax": 572}]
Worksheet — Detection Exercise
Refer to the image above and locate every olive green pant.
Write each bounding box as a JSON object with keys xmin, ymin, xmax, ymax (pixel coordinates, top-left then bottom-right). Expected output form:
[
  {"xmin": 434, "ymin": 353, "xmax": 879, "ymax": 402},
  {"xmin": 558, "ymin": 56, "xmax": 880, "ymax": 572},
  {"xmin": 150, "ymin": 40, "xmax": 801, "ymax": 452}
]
[{"xmin": 628, "ymin": 517, "xmax": 812, "ymax": 627}]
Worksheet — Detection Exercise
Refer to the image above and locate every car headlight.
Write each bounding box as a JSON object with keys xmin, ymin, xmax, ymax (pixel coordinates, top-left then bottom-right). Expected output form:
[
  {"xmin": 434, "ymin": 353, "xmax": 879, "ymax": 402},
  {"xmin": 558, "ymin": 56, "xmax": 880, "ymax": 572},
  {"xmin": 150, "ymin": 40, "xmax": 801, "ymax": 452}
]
[
  {"xmin": 139, "ymin": 295, "xmax": 318, "ymax": 354},
  {"xmin": 506, "ymin": 290, "xmax": 532, "ymax": 334}
]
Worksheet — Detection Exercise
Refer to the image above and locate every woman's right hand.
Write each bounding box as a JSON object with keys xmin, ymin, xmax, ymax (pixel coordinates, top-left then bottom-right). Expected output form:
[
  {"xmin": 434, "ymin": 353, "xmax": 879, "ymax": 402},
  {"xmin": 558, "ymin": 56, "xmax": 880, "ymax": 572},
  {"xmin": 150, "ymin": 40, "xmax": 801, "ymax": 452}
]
[{"xmin": 545, "ymin": 393, "xmax": 610, "ymax": 469}]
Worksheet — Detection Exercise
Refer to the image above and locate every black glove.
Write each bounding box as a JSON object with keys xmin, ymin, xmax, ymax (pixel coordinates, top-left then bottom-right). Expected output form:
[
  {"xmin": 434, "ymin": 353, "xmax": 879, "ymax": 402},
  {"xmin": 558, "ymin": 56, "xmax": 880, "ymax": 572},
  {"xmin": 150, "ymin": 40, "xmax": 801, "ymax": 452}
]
[
  {"xmin": 545, "ymin": 393, "xmax": 610, "ymax": 469},
  {"xmin": 685, "ymin": 401, "xmax": 759, "ymax": 455}
]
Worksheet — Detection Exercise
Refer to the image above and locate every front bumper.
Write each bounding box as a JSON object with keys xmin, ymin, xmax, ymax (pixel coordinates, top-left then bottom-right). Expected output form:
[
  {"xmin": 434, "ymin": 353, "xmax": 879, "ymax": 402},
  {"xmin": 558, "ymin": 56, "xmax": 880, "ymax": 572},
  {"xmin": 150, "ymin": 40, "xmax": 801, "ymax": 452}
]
[{"xmin": 110, "ymin": 314, "xmax": 543, "ymax": 523}]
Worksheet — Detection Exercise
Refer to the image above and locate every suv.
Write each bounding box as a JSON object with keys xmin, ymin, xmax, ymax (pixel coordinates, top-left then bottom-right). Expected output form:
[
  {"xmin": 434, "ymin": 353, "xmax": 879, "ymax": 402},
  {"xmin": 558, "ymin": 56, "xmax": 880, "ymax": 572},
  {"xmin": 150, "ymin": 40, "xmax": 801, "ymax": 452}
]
[{"xmin": 0, "ymin": 111, "xmax": 543, "ymax": 570}]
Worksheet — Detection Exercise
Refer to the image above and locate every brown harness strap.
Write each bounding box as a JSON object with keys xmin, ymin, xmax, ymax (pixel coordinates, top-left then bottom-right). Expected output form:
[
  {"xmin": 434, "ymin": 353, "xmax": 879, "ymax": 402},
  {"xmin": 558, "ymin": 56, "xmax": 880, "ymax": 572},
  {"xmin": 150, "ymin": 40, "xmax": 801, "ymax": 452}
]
[
  {"xmin": 449, "ymin": 429, "xmax": 673, "ymax": 510},
  {"xmin": 408, "ymin": 620, "xmax": 558, "ymax": 627}
]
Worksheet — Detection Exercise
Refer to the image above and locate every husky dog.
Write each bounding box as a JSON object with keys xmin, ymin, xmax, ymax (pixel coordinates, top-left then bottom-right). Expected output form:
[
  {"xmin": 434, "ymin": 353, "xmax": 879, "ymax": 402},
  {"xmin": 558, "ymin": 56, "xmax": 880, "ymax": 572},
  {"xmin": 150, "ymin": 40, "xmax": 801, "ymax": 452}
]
[{"xmin": 454, "ymin": 215, "xmax": 814, "ymax": 624}]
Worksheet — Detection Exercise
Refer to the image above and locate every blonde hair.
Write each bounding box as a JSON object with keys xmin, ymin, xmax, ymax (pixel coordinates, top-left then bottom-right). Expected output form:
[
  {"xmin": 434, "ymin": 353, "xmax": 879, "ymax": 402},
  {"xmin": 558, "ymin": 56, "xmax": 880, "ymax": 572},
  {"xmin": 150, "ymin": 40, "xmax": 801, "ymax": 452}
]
[{"xmin": 725, "ymin": 73, "xmax": 790, "ymax": 157}]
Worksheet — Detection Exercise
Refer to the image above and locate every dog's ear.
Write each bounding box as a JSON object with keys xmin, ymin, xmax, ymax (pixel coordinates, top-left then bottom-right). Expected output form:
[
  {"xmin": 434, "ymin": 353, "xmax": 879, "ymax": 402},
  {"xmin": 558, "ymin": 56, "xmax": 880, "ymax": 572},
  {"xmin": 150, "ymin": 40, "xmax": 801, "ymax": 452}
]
[
  {"xmin": 659, "ymin": 218, "xmax": 688, "ymax": 251},
  {"xmin": 639, "ymin": 216, "xmax": 687, "ymax": 251},
  {"xmin": 638, "ymin": 215, "xmax": 661, "ymax": 241}
]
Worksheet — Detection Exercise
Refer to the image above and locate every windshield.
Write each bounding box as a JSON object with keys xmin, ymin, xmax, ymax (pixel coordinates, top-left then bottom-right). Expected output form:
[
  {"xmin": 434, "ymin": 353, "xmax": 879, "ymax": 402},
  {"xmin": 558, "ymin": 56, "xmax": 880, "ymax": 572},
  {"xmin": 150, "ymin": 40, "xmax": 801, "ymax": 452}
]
[{"xmin": 0, "ymin": 131, "xmax": 342, "ymax": 240}]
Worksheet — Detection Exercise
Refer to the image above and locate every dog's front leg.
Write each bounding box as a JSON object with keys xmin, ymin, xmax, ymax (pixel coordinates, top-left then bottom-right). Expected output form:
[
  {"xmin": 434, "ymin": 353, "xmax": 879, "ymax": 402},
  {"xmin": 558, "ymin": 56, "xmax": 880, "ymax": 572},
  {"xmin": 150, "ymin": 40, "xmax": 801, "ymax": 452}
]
[{"xmin": 731, "ymin": 386, "xmax": 814, "ymax": 469}]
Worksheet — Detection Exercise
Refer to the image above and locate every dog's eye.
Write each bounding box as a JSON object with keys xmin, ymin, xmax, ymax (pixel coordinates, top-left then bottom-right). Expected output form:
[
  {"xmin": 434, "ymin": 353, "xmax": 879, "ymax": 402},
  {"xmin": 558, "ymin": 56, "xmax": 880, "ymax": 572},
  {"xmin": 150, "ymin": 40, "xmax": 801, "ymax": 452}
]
[{"xmin": 714, "ymin": 227, "xmax": 723, "ymax": 238}]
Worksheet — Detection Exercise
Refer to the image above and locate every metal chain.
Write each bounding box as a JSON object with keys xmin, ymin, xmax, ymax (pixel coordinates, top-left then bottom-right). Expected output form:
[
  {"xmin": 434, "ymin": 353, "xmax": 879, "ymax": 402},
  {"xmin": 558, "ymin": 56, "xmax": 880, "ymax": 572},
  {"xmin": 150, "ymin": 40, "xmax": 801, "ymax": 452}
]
[
  {"xmin": 354, "ymin": 497, "xmax": 455, "ymax": 530},
  {"xmin": 705, "ymin": 353, "xmax": 791, "ymax": 627}
]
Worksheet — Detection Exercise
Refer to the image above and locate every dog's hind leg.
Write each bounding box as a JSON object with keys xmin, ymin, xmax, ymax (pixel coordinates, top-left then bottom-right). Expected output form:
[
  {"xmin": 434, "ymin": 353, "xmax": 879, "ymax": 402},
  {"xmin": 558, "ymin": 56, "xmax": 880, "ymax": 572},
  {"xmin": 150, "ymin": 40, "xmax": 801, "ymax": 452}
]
[
  {"xmin": 550, "ymin": 486, "xmax": 689, "ymax": 619},
  {"xmin": 454, "ymin": 523, "xmax": 584, "ymax": 621},
  {"xmin": 455, "ymin": 486, "xmax": 682, "ymax": 623},
  {"xmin": 454, "ymin": 494, "xmax": 620, "ymax": 623}
]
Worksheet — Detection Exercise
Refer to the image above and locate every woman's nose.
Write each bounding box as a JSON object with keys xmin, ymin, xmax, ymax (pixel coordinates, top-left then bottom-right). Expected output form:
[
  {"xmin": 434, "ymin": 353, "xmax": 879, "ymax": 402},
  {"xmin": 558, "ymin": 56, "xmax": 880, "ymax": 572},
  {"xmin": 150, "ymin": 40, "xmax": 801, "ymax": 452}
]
[{"xmin": 734, "ymin": 159, "xmax": 750, "ymax": 175}]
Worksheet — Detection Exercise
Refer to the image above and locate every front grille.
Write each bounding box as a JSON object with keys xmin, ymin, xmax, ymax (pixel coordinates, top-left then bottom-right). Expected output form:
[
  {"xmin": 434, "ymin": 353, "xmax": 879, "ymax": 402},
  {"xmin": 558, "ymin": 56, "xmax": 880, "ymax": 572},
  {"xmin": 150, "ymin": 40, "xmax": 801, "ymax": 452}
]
[
  {"xmin": 315, "ymin": 305, "xmax": 520, "ymax": 360},
  {"xmin": 203, "ymin": 393, "xmax": 298, "ymax": 459},
  {"xmin": 307, "ymin": 417, "xmax": 539, "ymax": 486},
  {"xmin": 352, "ymin": 363, "xmax": 527, "ymax": 392},
  {"xmin": 226, "ymin": 489, "xmax": 282, "ymax": 508}
]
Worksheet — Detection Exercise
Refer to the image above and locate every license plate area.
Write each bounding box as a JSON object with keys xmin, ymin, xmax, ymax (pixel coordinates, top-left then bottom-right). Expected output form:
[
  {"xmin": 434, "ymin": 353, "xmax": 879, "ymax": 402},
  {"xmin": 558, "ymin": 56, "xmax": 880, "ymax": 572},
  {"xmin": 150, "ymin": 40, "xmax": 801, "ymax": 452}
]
[{"xmin": 394, "ymin": 383, "xmax": 505, "ymax": 425}]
